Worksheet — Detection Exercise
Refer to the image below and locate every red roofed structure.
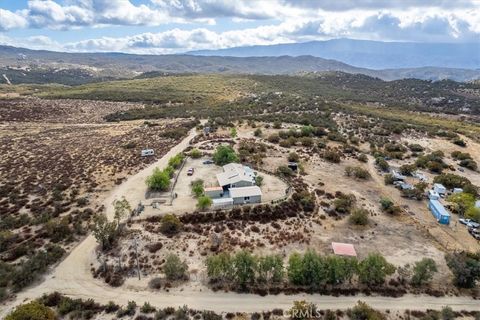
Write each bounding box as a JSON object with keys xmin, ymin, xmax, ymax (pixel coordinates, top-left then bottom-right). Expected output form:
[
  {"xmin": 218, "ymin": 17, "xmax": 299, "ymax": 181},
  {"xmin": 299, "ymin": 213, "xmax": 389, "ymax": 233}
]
[{"xmin": 331, "ymin": 242, "xmax": 357, "ymax": 257}]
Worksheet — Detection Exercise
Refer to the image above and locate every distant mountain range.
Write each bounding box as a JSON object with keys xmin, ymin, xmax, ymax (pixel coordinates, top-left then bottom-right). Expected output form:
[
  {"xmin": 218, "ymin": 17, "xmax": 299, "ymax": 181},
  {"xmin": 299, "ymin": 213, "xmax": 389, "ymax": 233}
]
[
  {"xmin": 189, "ymin": 38, "xmax": 480, "ymax": 70},
  {"xmin": 0, "ymin": 43, "xmax": 479, "ymax": 85}
]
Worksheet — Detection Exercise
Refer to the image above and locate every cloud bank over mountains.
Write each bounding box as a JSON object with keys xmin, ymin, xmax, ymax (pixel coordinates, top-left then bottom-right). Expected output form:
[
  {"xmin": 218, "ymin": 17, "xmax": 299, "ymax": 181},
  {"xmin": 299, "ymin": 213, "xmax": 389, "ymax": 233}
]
[{"xmin": 0, "ymin": 0, "xmax": 478, "ymax": 54}]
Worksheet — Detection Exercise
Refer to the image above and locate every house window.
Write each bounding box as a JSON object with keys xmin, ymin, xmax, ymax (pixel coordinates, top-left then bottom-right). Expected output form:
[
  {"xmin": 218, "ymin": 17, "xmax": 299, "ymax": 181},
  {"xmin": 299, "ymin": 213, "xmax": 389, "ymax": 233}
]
[{"xmin": 244, "ymin": 196, "xmax": 250, "ymax": 201}]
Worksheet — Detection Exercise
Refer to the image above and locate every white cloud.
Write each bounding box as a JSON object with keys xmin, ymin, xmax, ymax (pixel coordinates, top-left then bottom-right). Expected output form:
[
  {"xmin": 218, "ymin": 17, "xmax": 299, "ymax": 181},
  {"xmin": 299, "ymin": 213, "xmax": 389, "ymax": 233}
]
[{"xmin": 0, "ymin": 9, "xmax": 28, "ymax": 31}]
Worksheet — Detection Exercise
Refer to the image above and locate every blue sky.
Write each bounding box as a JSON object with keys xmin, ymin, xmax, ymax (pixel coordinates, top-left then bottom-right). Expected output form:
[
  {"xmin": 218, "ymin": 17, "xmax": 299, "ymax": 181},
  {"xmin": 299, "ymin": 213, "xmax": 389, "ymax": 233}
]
[{"xmin": 0, "ymin": 0, "xmax": 478, "ymax": 54}]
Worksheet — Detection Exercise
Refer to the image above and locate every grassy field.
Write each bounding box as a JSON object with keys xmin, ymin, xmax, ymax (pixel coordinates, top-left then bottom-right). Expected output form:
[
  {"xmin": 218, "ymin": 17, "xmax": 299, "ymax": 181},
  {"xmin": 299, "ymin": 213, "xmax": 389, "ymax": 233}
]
[{"xmin": 37, "ymin": 74, "xmax": 256, "ymax": 105}]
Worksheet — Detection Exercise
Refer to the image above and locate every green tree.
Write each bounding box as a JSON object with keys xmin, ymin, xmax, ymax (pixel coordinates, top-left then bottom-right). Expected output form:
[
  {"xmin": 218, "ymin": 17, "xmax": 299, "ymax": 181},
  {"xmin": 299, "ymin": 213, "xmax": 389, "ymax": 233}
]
[
  {"xmin": 190, "ymin": 179, "xmax": 204, "ymax": 198},
  {"xmin": 164, "ymin": 253, "xmax": 188, "ymax": 281},
  {"xmin": 112, "ymin": 197, "xmax": 131, "ymax": 224},
  {"xmin": 188, "ymin": 148, "xmax": 202, "ymax": 159},
  {"xmin": 92, "ymin": 213, "xmax": 118, "ymax": 250},
  {"xmin": 232, "ymin": 250, "xmax": 256, "ymax": 288},
  {"xmin": 287, "ymin": 252, "xmax": 304, "ymax": 285},
  {"xmin": 206, "ymin": 252, "xmax": 233, "ymax": 284},
  {"xmin": 159, "ymin": 214, "xmax": 182, "ymax": 236},
  {"xmin": 255, "ymin": 175, "xmax": 264, "ymax": 187},
  {"xmin": 146, "ymin": 168, "xmax": 171, "ymax": 191},
  {"xmin": 256, "ymin": 255, "xmax": 284, "ymax": 284},
  {"xmin": 5, "ymin": 301, "xmax": 55, "ymax": 320},
  {"xmin": 411, "ymin": 258, "xmax": 437, "ymax": 286},
  {"xmin": 446, "ymin": 252, "xmax": 480, "ymax": 288},
  {"xmin": 301, "ymin": 250, "xmax": 326, "ymax": 287},
  {"xmin": 348, "ymin": 301, "xmax": 385, "ymax": 320},
  {"xmin": 253, "ymin": 128, "xmax": 262, "ymax": 137},
  {"xmin": 447, "ymin": 192, "xmax": 475, "ymax": 216},
  {"xmin": 197, "ymin": 196, "xmax": 212, "ymax": 210},
  {"xmin": 465, "ymin": 206, "xmax": 480, "ymax": 222},
  {"xmin": 213, "ymin": 145, "xmax": 239, "ymax": 165},
  {"xmin": 168, "ymin": 153, "xmax": 185, "ymax": 169},
  {"xmin": 358, "ymin": 253, "xmax": 395, "ymax": 286},
  {"xmin": 324, "ymin": 255, "xmax": 358, "ymax": 285}
]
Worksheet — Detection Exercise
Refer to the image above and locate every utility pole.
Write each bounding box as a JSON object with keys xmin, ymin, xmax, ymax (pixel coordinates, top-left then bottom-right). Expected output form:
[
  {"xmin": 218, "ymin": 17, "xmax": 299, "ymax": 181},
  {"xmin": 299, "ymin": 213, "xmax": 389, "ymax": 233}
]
[{"xmin": 133, "ymin": 238, "xmax": 141, "ymax": 280}]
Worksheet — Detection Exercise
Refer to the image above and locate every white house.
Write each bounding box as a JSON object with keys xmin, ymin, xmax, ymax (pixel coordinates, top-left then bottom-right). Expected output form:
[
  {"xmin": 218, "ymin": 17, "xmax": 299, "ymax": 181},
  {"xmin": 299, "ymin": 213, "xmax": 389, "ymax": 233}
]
[
  {"xmin": 216, "ymin": 163, "xmax": 256, "ymax": 190},
  {"xmin": 428, "ymin": 190, "xmax": 440, "ymax": 200}
]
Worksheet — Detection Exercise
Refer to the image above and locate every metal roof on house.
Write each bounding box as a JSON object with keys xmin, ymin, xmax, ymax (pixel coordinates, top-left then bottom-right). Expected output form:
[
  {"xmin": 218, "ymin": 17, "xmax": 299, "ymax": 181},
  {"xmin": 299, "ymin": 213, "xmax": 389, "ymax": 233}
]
[
  {"xmin": 212, "ymin": 198, "xmax": 234, "ymax": 204},
  {"xmin": 229, "ymin": 186, "xmax": 262, "ymax": 198},
  {"xmin": 205, "ymin": 186, "xmax": 223, "ymax": 191},
  {"xmin": 429, "ymin": 199, "xmax": 450, "ymax": 217},
  {"xmin": 216, "ymin": 163, "xmax": 255, "ymax": 187}
]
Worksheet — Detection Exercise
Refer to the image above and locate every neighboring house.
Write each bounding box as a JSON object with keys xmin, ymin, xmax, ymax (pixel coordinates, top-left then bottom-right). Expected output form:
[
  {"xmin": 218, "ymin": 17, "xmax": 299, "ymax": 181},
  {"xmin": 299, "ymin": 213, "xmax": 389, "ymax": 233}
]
[
  {"xmin": 229, "ymin": 186, "xmax": 262, "ymax": 205},
  {"xmin": 433, "ymin": 183, "xmax": 446, "ymax": 195},
  {"xmin": 428, "ymin": 199, "xmax": 450, "ymax": 225},
  {"xmin": 216, "ymin": 163, "xmax": 256, "ymax": 190}
]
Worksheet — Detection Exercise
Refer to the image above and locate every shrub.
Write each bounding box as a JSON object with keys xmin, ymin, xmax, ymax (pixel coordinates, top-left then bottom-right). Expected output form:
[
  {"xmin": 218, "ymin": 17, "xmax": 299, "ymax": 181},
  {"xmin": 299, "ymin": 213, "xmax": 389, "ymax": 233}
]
[
  {"xmin": 168, "ymin": 153, "xmax": 185, "ymax": 169},
  {"xmin": 141, "ymin": 302, "xmax": 156, "ymax": 313},
  {"xmin": 379, "ymin": 197, "xmax": 401, "ymax": 215},
  {"xmin": 409, "ymin": 144, "xmax": 424, "ymax": 152},
  {"xmin": 357, "ymin": 154, "xmax": 368, "ymax": 163},
  {"xmin": 197, "ymin": 196, "xmax": 212, "ymax": 210},
  {"xmin": 253, "ymin": 128, "xmax": 262, "ymax": 137},
  {"xmin": 459, "ymin": 159, "xmax": 478, "ymax": 171},
  {"xmin": 384, "ymin": 174, "xmax": 394, "ymax": 185},
  {"xmin": 276, "ymin": 165, "xmax": 294, "ymax": 177},
  {"xmin": 146, "ymin": 168, "xmax": 171, "ymax": 191},
  {"xmin": 267, "ymin": 134, "xmax": 280, "ymax": 143},
  {"xmin": 164, "ymin": 254, "xmax": 188, "ymax": 281},
  {"xmin": 255, "ymin": 175, "xmax": 264, "ymax": 187},
  {"xmin": 190, "ymin": 179, "xmax": 204, "ymax": 198},
  {"xmin": 465, "ymin": 206, "xmax": 480, "ymax": 222},
  {"xmin": 288, "ymin": 152, "xmax": 300, "ymax": 162},
  {"xmin": 5, "ymin": 301, "xmax": 55, "ymax": 320},
  {"xmin": 348, "ymin": 301, "xmax": 385, "ymax": 320},
  {"xmin": 159, "ymin": 214, "xmax": 182, "ymax": 236},
  {"xmin": 375, "ymin": 157, "xmax": 390, "ymax": 172},
  {"xmin": 323, "ymin": 150, "xmax": 341, "ymax": 163},
  {"xmin": 349, "ymin": 208, "xmax": 369, "ymax": 226},
  {"xmin": 188, "ymin": 148, "xmax": 202, "ymax": 159},
  {"xmin": 452, "ymin": 138, "xmax": 466, "ymax": 147},
  {"xmin": 213, "ymin": 145, "xmax": 239, "ymax": 165},
  {"xmin": 333, "ymin": 193, "xmax": 356, "ymax": 214},
  {"xmin": 345, "ymin": 166, "xmax": 371, "ymax": 180},
  {"xmin": 358, "ymin": 253, "xmax": 395, "ymax": 286},
  {"xmin": 411, "ymin": 258, "xmax": 437, "ymax": 286},
  {"xmin": 289, "ymin": 300, "xmax": 317, "ymax": 320},
  {"xmin": 445, "ymin": 252, "xmax": 480, "ymax": 288},
  {"xmin": 447, "ymin": 192, "xmax": 475, "ymax": 215}
]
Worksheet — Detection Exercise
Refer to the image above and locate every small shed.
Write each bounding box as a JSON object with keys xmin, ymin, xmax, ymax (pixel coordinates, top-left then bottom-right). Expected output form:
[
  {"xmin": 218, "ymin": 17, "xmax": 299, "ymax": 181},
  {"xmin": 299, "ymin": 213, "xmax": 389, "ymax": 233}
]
[
  {"xmin": 212, "ymin": 197, "xmax": 233, "ymax": 209},
  {"xmin": 331, "ymin": 242, "xmax": 357, "ymax": 257},
  {"xmin": 453, "ymin": 188, "xmax": 463, "ymax": 194},
  {"xmin": 433, "ymin": 183, "xmax": 446, "ymax": 195},
  {"xmin": 205, "ymin": 186, "xmax": 224, "ymax": 199},
  {"xmin": 428, "ymin": 199, "xmax": 450, "ymax": 225}
]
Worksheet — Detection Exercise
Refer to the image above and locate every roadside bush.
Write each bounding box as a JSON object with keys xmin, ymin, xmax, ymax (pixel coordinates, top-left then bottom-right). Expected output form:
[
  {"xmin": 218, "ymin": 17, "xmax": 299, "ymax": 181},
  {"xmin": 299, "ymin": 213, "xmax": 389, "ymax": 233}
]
[
  {"xmin": 141, "ymin": 302, "xmax": 156, "ymax": 313},
  {"xmin": 411, "ymin": 258, "xmax": 437, "ymax": 286},
  {"xmin": 117, "ymin": 301, "xmax": 137, "ymax": 318},
  {"xmin": 164, "ymin": 254, "xmax": 188, "ymax": 281},
  {"xmin": 5, "ymin": 301, "xmax": 55, "ymax": 320},
  {"xmin": 213, "ymin": 145, "xmax": 239, "ymax": 165},
  {"xmin": 348, "ymin": 301, "xmax": 385, "ymax": 320},
  {"xmin": 188, "ymin": 148, "xmax": 202, "ymax": 159},
  {"xmin": 446, "ymin": 252, "xmax": 480, "ymax": 288},
  {"xmin": 168, "ymin": 153, "xmax": 185, "ymax": 169},
  {"xmin": 159, "ymin": 214, "xmax": 182, "ymax": 236},
  {"xmin": 358, "ymin": 253, "xmax": 395, "ymax": 286},
  {"xmin": 349, "ymin": 208, "xmax": 369, "ymax": 226},
  {"xmin": 146, "ymin": 168, "xmax": 171, "ymax": 191},
  {"xmin": 289, "ymin": 300, "xmax": 317, "ymax": 320}
]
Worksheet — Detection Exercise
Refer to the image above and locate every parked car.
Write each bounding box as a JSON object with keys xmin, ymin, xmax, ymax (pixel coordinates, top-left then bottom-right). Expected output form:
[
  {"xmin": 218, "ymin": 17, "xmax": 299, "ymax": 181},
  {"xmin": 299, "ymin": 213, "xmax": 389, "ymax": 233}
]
[
  {"xmin": 471, "ymin": 232, "xmax": 480, "ymax": 240},
  {"xmin": 468, "ymin": 226, "xmax": 479, "ymax": 234},
  {"xmin": 187, "ymin": 168, "xmax": 194, "ymax": 176},
  {"xmin": 203, "ymin": 159, "xmax": 214, "ymax": 165},
  {"xmin": 468, "ymin": 221, "xmax": 480, "ymax": 229},
  {"xmin": 459, "ymin": 218, "xmax": 473, "ymax": 225}
]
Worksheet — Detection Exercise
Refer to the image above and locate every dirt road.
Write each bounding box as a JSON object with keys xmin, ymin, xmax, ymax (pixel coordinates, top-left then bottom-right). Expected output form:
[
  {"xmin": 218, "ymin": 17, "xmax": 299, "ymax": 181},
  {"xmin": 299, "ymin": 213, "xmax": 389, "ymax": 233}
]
[{"xmin": 1, "ymin": 128, "xmax": 480, "ymax": 316}]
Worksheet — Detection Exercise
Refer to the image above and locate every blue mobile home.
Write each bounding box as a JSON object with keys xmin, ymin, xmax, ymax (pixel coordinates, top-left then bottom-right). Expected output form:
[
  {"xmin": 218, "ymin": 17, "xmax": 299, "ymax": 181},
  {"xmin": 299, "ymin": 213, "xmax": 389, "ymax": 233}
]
[{"xmin": 428, "ymin": 199, "xmax": 450, "ymax": 225}]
